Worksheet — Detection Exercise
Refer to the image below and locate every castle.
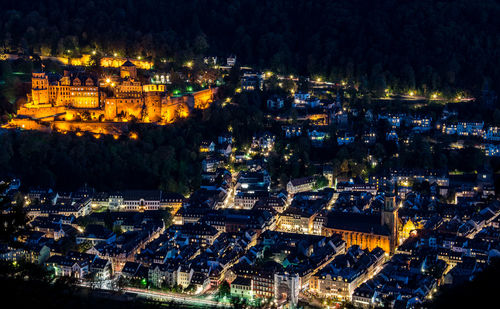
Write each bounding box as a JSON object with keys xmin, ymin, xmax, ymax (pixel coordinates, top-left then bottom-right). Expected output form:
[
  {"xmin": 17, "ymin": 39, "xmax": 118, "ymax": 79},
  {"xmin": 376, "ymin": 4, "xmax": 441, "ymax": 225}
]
[{"xmin": 9, "ymin": 60, "xmax": 216, "ymax": 133}]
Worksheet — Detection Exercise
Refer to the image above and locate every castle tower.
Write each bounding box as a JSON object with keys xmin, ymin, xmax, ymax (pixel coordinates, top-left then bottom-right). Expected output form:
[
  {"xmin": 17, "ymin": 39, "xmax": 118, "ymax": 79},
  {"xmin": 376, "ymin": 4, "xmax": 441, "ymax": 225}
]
[
  {"xmin": 382, "ymin": 192, "xmax": 398, "ymax": 254},
  {"xmin": 143, "ymin": 84, "xmax": 165, "ymax": 122},
  {"xmin": 120, "ymin": 60, "xmax": 137, "ymax": 79},
  {"xmin": 104, "ymin": 98, "xmax": 117, "ymax": 121},
  {"xmin": 31, "ymin": 72, "xmax": 50, "ymax": 105}
]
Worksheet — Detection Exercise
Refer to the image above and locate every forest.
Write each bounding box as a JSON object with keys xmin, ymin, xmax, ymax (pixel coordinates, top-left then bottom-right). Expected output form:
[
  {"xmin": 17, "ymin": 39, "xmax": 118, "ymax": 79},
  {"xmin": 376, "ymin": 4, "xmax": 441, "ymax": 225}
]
[
  {"xmin": 0, "ymin": 98, "xmax": 265, "ymax": 193},
  {"xmin": 1, "ymin": 0, "xmax": 500, "ymax": 193},
  {"xmin": 1, "ymin": 0, "xmax": 499, "ymax": 97}
]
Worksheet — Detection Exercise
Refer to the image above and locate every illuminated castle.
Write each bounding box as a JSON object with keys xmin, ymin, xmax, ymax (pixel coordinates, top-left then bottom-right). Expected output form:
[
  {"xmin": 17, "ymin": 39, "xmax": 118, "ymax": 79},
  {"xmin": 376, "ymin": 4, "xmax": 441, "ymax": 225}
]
[
  {"xmin": 11, "ymin": 60, "xmax": 216, "ymax": 133},
  {"xmin": 29, "ymin": 71, "xmax": 99, "ymax": 109}
]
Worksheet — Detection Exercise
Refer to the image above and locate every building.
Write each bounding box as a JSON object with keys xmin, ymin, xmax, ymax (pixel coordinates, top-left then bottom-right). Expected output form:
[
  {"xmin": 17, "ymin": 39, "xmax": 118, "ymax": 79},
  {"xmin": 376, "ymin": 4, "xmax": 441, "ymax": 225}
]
[
  {"xmin": 309, "ymin": 246, "xmax": 385, "ymax": 300},
  {"xmin": 287, "ymin": 177, "xmax": 316, "ymax": 195},
  {"xmin": 293, "ymin": 93, "xmax": 320, "ymax": 108},
  {"xmin": 121, "ymin": 190, "xmax": 162, "ymax": 211},
  {"xmin": 76, "ymin": 224, "xmax": 116, "ymax": 245},
  {"xmin": 231, "ymin": 276, "xmax": 253, "ymax": 300},
  {"xmin": 241, "ymin": 71, "xmax": 263, "ymax": 91},
  {"xmin": 282, "ymin": 125, "xmax": 303, "ymax": 138},
  {"xmin": 267, "ymin": 95, "xmax": 284, "ymax": 110},
  {"xmin": 10, "ymin": 62, "xmax": 217, "ymax": 133},
  {"xmin": 337, "ymin": 132, "xmax": 355, "ymax": 145},
  {"xmin": 120, "ymin": 60, "xmax": 137, "ymax": 79},
  {"xmin": 323, "ymin": 194, "xmax": 399, "ymax": 254}
]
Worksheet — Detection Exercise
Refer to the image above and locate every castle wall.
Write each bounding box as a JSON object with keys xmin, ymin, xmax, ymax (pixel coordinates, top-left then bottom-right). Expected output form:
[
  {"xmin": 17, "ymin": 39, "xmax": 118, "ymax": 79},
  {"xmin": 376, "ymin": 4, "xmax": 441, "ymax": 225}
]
[
  {"xmin": 17, "ymin": 105, "xmax": 67, "ymax": 119},
  {"xmin": 51, "ymin": 121, "xmax": 129, "ymax": 135},
  {"xmin": 162, "ymin": 96, "xmax": 189, "ymax": 123},
  {"xmin": 4, "ymin": 118, "xmax": 52, "ymax": 132},
  {"xmin": 116, "ymin": 98, "xmax": 143, "ymax": 120},
  {"xmin": 191, "ymin": 88, "xmax": 217, "ymax": 109}
]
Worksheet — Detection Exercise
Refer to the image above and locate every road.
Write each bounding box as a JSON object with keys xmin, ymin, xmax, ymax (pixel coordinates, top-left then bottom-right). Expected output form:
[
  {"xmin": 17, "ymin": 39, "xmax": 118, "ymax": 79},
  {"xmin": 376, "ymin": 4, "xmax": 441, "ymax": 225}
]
[
  {"xmin": 124, "ymin": 287, "xmax": 231, "ymax": 307},
  {"xmin": 79, "ymin": 279, "xmax": 229, "ymax": 307}
]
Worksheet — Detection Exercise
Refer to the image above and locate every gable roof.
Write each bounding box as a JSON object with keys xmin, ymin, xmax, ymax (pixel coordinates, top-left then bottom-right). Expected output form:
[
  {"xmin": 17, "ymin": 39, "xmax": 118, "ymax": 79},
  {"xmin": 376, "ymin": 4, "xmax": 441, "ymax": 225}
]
[
  {"xmin": 121, "ymin": 60, "xmax": 136, "ymax": 67},
  {"xmin": 326, "ymin": 212, "xmax": 390, "ymax": 236}
]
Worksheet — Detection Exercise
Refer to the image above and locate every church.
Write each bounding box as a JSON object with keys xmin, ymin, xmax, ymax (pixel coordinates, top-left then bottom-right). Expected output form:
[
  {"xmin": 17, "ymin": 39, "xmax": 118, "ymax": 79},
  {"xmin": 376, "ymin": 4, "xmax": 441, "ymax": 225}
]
[{"xmin": 322, "ymin": 193, "xmax": 399, "ymax": 254}]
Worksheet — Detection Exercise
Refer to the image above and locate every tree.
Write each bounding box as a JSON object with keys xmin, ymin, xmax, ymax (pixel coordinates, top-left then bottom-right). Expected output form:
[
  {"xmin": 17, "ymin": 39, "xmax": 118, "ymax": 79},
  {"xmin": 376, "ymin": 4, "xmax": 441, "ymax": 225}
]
[
  {"xmin": 314, "ymin": 176, "xmax": 329, "ymax": 190},
  {"xmin": 218, "ymin": 280, "xmax": 231, "ymax": 299}
]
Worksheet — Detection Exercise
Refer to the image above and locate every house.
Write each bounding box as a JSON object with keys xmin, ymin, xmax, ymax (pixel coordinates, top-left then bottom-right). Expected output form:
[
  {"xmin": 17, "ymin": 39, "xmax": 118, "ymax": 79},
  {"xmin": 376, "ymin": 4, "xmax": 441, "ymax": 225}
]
[
  {"xmin": 362, "ymin": 131, "xmax": 377, "ymax": 145},
  {"xmin": 308, "ymin": 129, "xmax": 328, "ymax": 147},
  {"xmin": 443, "ymin": 123, "xmax": 457, "ymax": 135},
  {"xmin": 241, "ymin": 71, "xmax": 263, "ymax": 91},
  {"xmin": 46, "ymin": 255, "xmax": 90, "ymax": 279},
  {"xmin": 236, "ymin": 170, "xmax": 271, "ymax": 195},
  {"xmin": 287, "ymin": 177, "xmax": 316, "ymax": 195},
  {"xmin": 177, "ymin": 265, "xmax": 194, "ymax": 288},
  {"xmin": 90, "ymin": 258, "xmax": 112, "ymax": 280},
  {"xmin": 191, "ymin": 272, "xmax": 211, "ymax": 294},
  {"xmin": 148, "ymin": 263, "xmax": 179, "ymax": 287},
  {"xmin": 282, "ymin": 125, "xmax": 302, "ymax": 138},
  {"xmin": 218, "ymin": 133, "xmax": 233, "ymax": 144},
  {"xmin": 386, "ymin": 130, "xmax": 398, "ymax": 142},
  {"xmin": 252, "ymin": 132, "xmax": 275, "ymax": 152},
  {"xmin": 76, "ymin": 224, "xmax": 116, "ymax": 245},
  {"xmin": 337, "ymin": 132, "xmax": 355, "ymax": 145},
  {"xmin": 309, "ymin": 246, "xmax": 385, "ymax": 300},
  {"xmin": 484, "ymin": 127, "xmax": 500, "ymax": 141},
  {"xmin": 161, "ymin": 192, "xmax": 185, "ymax": 214},
  {"xmin": 293, "ymin": 93, "xmax": 320, "ymax": 108},
  {"xmin": 202, "ymin": 156, "xmax": 223, "ymax": 173},
  {"xmin": 200, "ymin": 141, "xmax": 216, "ymax": 153},
  {"xmin": 457, "ymin": 121, "xmax": 484, "ymax": 136},
  {"xmin": 217, "ymin": 143, "xmax": 232, "ymax": 157},
  {"xmin": 227, "ymin": 55, "xmax": 237, "ymax": 67},
  {"xmin": 234, "ymin": 191, "xmax": 269, "ymax": 210},
  {"xmin": 231, "ymin": 276, "xmax": 253, "ymax": 300},
  {"xmin": 411, "ymin": 116, "xmax": 432, "ymax": 132},
  {"xmin": 267, "ymin": 95, "xmax": 284, "ymax": 110},
  {"xmin": 378, "ymin": 114, "xmax": 403, "ymax": 128},
  {"xmin": 121, "ymin": 261, "xmax": 144, "ymax": 279},
  {"xmin": 485, "ymin": 144, "xmax": 500, "ymax": 157}
]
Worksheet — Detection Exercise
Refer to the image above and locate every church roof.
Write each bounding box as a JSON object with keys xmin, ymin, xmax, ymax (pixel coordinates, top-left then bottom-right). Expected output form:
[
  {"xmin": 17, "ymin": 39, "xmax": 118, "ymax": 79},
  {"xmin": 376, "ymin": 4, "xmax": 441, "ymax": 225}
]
[{"xmin": 325, "ymin": 212, "xmax": 391, "ymax": 236}]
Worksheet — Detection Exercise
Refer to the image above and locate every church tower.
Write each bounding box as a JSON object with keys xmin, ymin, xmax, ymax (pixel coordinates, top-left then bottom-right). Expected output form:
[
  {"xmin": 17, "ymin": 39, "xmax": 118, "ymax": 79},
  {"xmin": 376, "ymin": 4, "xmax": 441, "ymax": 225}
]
[{"xmin": 382, "ymin": 192, "xmax": 398, "ymax": 254}]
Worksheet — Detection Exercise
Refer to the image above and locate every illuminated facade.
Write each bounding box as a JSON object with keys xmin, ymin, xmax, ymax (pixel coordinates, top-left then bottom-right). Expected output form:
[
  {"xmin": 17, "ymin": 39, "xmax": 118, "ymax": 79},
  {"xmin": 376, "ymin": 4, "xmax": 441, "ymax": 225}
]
[
  {"xmin": 323, "ymin": 195, "xmax": 399, "ymax": 254},
  {"xmin": 11, "ymin": 60, "xmax": 217, "ymax": 134},
  {"xmin": 27, "ymin": 71, "xmax": 99, "ymax": 109}
]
